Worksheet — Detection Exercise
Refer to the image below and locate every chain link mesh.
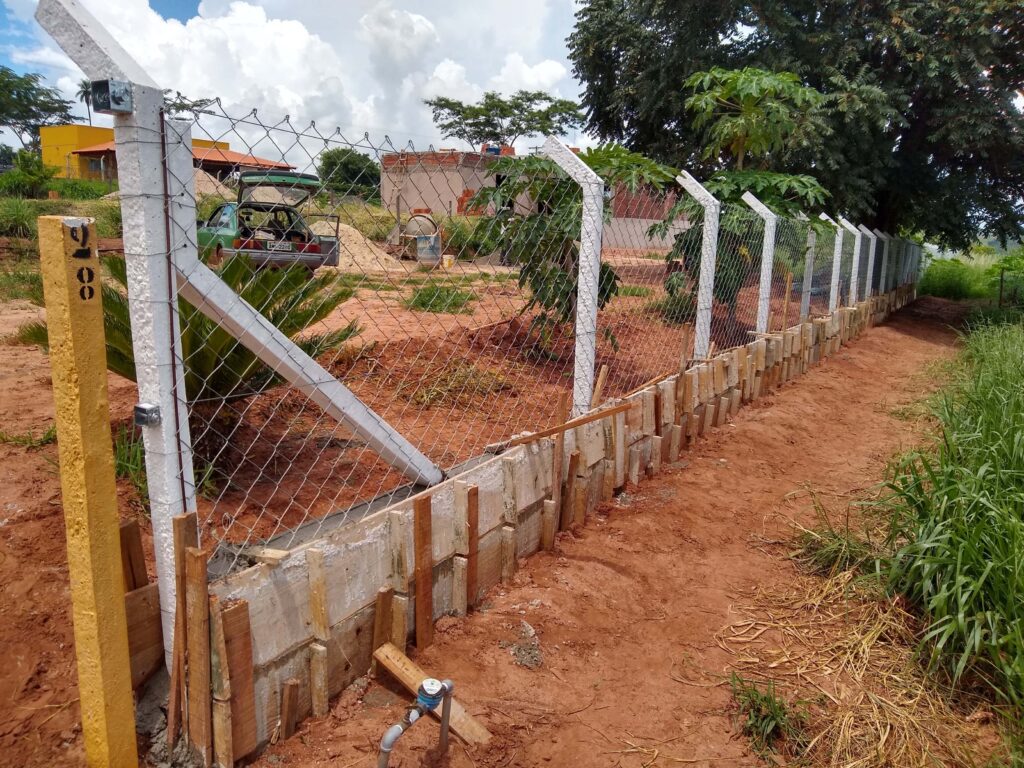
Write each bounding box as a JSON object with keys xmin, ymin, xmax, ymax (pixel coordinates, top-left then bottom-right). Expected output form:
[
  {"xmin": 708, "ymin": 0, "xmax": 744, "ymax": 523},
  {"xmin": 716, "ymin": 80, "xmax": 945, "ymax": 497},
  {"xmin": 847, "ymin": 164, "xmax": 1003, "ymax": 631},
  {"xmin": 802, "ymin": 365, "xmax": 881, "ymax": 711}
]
[{"xmin": 117, "ymin": 103, "xmax": 898, "ymax": 571}]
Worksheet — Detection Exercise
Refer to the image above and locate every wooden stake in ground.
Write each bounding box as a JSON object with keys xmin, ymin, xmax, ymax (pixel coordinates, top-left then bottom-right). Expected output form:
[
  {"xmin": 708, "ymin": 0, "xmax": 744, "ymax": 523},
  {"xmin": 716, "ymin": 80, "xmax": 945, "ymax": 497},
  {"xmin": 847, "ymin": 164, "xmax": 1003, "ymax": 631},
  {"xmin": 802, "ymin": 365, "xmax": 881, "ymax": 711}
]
[
  {"xmin": 38, "ymin": 216, "xmax": 139, "ymax": 768},
  {"xmin": 186, "ymin": 547, "xmax": 211, "ymax": 766},
  {"xmin": 549, "ymin": 390, "xmax": 570, "ymax": 527},
  {"xmin": 168, "ymin": 513, "xmax": 198, "ymax": 747},
  {"xmin": 590, "ymin": 364, "xmax": 609, "ymax": 408},
  {"xmin": 413, "ymin": 496, "xmax": 433, "ymax": 649}
]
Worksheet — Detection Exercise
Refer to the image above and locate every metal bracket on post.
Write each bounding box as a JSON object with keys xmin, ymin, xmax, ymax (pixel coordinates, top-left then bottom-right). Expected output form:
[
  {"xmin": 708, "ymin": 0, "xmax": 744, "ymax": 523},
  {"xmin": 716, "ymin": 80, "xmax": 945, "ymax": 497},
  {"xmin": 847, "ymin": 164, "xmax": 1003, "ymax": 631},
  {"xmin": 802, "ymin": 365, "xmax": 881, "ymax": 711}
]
[
  {"xmin": 677, "ymin": 172, "xmax": 720, "ymax": 360},
  {"xmin": 858, "ymin": 225, "xmax": 878, "ymax": 299},
  {"xmin": 819, "ymin": 213, "xmax": 843, "ymax": 312},
  {"xmin": 838, "ymin": 217, "xmax": 862, "ymax": 305},
  {"xmin": 872, "ymin": 229, "xmax": 891, "ymax": 294},
  {"xmin": 541, "ymin": 136, "xmax": 604, "ymax": 417},
  {"xmin": 741, "ymin": 191, "xmax": 778, "ymax": 333},
  {"xmin": 797, "ymin": 213, "xmax": 816, "ymax": 320}
]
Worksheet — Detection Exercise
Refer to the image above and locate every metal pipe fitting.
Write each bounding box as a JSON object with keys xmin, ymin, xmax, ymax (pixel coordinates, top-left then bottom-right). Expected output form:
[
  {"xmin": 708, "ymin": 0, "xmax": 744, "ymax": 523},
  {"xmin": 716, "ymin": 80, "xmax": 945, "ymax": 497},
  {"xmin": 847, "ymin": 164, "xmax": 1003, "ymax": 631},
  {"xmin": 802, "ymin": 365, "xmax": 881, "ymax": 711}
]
[{"xmin": 377, "ymin": 677, "xmax": 455, "ymax": 768}]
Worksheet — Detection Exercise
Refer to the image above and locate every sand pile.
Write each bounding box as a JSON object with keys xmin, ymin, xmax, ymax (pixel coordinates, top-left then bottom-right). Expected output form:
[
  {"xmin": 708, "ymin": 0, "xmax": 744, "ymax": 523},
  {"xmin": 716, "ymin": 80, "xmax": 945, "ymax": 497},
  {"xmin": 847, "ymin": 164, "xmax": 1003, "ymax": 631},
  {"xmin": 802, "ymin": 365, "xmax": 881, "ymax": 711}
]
[
  {"xmin": 311, "ymin": 221, "xmax": 408, "ymax": 273},
  {"xmin": 194, "ymin": 169, "xmax": 233, "ymax": 200}
]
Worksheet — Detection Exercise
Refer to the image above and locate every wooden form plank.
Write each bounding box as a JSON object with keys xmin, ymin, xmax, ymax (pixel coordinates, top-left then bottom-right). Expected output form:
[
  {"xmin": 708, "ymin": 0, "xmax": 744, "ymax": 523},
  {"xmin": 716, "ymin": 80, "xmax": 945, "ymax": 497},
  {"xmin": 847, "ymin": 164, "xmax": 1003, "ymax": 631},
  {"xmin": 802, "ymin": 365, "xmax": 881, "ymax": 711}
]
[
  {"xmin": 309, "ymin": 643, "xmax": 328, "ymax": 718},
  {"xmin": 413, "ymin": 495, "xmax": 433, "ymax": 650},
  {"xmin": 280, "ymin": 678, "xmax": 299, "ymax": 740},
  {"xmin": 590, "ymin": 363, "xmax": 609, "ymax": 408},
  {"xmin": 452, "ymin": 556, "xmax": 468, "ymax": 615},
  {"xmin": 212, "ymin": 700, "xmax": 232, "ymax": 768},
  {"xmin": 500, "ymin": 525, "xmax": 516, "ymax": 583},
  {"xmin": 465, "ymin": 485, "xmax": 479, "ymax": 608},
  {"xmin": 186, "ymin": 547, "xmax": 212, "ymax": 766},
  {"xmin": 119, "ymin": 519, "xmax": 147, "ymax": 592},
  {"xmin": 247, "ymin": 547, "xmax": 289, "ymax": 566},
  {"xmin": 559, "ymin": 451, "xmax": 580, "ymax": 530},
  {"xmin": 540, "ymin": 499, "xmax": 557, "ymax": 550},
  {"xmin": 221, "ymin": 600, "xmax": 256, "ymax": 761},
  {"xmin": 124, "ymin": 581, "xmax": 162, "ymax": 689},
  {"xmin": 370, "ymin": 586, "xmax": 394, "ymax": 674},
  {"xmin": 391, "ymin": 596, "xmax": 409, "ymax": 656},
  {"xmin": 168, "ymin": 513, "xmax": 198, "ymax": 747},
  {"xmin": 549, "ymin": 391, "xmax": 569, "ymax": 531},
  {"xmin": 208, "ymin": 596, "xmax": 232, "ymax": 768},
  {"xmin": 307, "ymin": 548, "xmax": 329, "ymax": 642},
  {"xmin": 373, "ymin": 643, "xmax": 491, "ymax": 745}
]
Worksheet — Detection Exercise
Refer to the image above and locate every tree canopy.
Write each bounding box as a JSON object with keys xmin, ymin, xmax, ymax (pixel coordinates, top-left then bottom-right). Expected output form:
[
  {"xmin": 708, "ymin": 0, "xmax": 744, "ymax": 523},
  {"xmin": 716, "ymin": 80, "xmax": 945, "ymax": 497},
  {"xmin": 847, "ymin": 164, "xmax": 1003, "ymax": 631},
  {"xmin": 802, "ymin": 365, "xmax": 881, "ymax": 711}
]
[
  {"xmin": 568, "ymin": 1, "xmax": 1024, "ymax": 249},
  {"xmin": 317, "ymin": 147, "xmax": 380, "ymax": 201},
  {"xmin": 0, "ymin": 66, "xmax": 76, "ymax": 150},
  {"xmin": 424, "ymin": 90, "xmax": 585, "ymax": 149}
]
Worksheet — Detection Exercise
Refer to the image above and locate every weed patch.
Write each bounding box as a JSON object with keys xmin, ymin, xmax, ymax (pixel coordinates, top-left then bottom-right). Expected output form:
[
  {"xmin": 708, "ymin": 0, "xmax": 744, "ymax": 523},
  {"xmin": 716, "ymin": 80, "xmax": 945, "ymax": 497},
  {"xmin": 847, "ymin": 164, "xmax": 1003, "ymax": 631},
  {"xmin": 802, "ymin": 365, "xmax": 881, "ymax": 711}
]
[
  {"xmin": 405, "ymin": 282, "xmax": 475, "ymax": 313},
  {"xmin": 401, "ymin": 362, "xmax": 511, "ymax": 407},
  {"xmin": 729, "ymin": 674, "xmax": 807, "ymax": 758},
  {"xmin": 0, "ymin": 424, "xmax": 56, "ymax": 448}
]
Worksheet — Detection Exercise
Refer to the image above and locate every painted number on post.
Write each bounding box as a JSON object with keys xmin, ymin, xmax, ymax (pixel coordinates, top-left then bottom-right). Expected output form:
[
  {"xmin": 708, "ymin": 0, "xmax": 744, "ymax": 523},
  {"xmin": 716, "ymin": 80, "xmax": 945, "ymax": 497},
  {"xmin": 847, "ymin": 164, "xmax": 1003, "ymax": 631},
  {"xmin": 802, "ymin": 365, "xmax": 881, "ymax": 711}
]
[{"xmin": 69, "ymin": 224, "xmax": 96, "ymax": 301}]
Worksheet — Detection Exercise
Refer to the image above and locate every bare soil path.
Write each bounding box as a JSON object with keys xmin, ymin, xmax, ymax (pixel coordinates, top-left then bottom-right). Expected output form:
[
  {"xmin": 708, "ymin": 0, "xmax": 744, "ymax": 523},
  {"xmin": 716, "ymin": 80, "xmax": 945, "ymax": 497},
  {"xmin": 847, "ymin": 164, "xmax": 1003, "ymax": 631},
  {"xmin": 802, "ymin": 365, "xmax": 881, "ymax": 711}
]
[
  {"xmin": 0, "ymin": 297, "xmax": 970, "ymax": 767},
  {"xmin": 251, "ymin": 298, "xmax": 971, "ymax": 768}
]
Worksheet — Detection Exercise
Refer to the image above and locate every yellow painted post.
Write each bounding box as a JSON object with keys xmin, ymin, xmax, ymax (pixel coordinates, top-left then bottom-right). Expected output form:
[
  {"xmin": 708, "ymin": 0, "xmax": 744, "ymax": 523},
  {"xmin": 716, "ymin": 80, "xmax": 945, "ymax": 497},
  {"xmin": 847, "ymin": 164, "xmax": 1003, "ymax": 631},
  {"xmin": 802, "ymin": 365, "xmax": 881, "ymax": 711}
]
[{"xmin": 38, "ymin": 216, "xmax": 139, "ymax": 768}]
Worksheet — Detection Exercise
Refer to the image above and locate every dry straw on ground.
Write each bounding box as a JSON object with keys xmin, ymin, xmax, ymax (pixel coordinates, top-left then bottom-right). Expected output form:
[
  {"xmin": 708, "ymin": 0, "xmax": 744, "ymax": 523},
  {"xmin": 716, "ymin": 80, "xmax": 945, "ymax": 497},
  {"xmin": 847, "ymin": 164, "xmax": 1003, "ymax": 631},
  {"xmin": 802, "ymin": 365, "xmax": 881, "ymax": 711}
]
[{"xmin": 717, "ymin": 570, "xmax": 1002, "ymax": 767}]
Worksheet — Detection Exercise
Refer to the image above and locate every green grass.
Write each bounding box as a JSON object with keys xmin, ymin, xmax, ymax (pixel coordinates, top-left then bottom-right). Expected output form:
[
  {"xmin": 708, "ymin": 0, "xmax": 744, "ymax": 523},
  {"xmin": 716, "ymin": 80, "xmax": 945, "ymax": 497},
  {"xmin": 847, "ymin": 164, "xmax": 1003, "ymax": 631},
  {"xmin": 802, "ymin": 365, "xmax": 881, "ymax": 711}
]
[
  {"xmin": 883, "ymin": 320, "xmax": 1024, "ymax": 711},
  {"xmin": 0, "ymin": 197, "xmax": 123, "ymax": 240},
  {"xmin": 793, "ymin": 502, "xmax": 876, "ymax": 576},
  {"xmin": 0, "ymin": 424, "xmax": 56, "ymax": 448},
  {"xmin": 729, "ymin": 673, "xmax": 807, "ymax": 758},
  {"xmin": 618, "ymin": 284, "xmax": 652, "ymax": 298},
  {"xmin": 0, "ymin": 262, "xmax": 43, "ymax": 304},
  {"xmin": 650, "ymin": 291, "xmax": 696, "ymax": 325},
  {"xmin": 113, "ymin": 423, "xmax": 148, "ymax": 505},
  {"xmin": 405, "ymin": 282, "xmax": 475, "ymax": 313},
  {"xmin": 918, "ymin": 258, "xmax": 992, "ymax": 300},
  {"xmin": 0, "ymin": 197, "xmax": 35, "ymax": 237}
]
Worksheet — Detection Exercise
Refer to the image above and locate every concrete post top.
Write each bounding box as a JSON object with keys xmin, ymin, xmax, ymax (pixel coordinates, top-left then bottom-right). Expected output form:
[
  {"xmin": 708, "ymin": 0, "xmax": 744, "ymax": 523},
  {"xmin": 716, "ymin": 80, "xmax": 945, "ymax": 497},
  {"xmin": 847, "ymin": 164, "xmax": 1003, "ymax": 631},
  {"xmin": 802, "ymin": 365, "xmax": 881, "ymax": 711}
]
[
  {"xmin": 541, "ymin": 136, "xmax": 601, "ymax": 188},
  {"xmin": 838, "ymin": 216, "xmax": 860, "ymax": 236},
  {"xmin": 676, "ymin": 171, "xmax": 719, "ymax": 210},
  {"xmin": 741, "ymin": 191, "xmax": 778, "ymax": 222}
]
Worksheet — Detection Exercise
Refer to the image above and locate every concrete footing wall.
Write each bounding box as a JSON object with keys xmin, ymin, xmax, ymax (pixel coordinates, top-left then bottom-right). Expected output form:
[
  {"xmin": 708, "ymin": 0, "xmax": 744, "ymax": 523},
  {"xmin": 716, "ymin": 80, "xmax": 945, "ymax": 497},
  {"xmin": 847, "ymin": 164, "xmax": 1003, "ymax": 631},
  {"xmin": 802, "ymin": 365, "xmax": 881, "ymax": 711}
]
[{"xmin": 209, "ymin": 287, "xmax": 915, "ymax": 751}]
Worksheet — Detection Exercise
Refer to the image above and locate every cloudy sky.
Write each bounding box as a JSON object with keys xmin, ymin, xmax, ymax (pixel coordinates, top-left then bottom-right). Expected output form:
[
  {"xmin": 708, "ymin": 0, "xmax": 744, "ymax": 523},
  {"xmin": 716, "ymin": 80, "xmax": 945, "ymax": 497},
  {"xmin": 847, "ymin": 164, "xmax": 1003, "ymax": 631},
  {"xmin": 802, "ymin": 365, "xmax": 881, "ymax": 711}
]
[{"xmin": 0, "ymin": 0, "xmax": 589, "ymax": 155}]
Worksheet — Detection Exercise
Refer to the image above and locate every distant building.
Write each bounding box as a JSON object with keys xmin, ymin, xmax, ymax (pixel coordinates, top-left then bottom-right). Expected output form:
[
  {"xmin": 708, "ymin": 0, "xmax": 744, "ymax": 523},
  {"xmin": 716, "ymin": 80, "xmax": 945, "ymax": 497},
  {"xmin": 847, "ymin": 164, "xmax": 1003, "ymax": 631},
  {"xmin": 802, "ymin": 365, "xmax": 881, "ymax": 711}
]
[
  {"xmin": 39, "ymin": 124, "xmax": 292, "ymax": 182},
  {"xmin": 380, "ymin": 148, "xmax": 505, "ymax": 218}
]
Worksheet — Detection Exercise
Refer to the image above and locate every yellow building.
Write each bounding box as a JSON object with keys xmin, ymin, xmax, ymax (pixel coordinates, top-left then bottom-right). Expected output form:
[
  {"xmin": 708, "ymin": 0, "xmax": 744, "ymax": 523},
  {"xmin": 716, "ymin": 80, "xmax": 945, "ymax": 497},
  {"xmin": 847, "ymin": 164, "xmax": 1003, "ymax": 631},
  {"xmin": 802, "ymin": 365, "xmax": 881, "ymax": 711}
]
[
  {"xmin": 40, "ymin": 124, "xmax": 117, "ymax": 180},
  {"xmin": 40, "ymin": 125, "xmax": 235, "ymax": 181}
]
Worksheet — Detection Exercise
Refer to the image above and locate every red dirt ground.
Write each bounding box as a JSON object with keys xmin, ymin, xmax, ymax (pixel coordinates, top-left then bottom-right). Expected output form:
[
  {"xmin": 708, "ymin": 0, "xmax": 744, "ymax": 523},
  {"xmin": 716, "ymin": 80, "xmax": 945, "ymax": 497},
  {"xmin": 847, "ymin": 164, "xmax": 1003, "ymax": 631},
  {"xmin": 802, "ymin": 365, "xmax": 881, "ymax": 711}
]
[
  {"xmin": 0, "ymin": 292, "xmax": 975, "ymax": 767},
  {"xmin": 241, "ymin": 297, "xmax": 979, "ymax": 768}
]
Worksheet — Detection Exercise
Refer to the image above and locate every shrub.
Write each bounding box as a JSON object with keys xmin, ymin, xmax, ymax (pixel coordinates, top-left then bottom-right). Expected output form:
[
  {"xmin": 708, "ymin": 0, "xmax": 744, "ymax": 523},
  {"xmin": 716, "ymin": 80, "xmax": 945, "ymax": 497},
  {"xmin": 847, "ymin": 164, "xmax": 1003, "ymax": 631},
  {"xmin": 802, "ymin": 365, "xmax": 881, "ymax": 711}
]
[
  {"xmin": 0, "ymin": 262, "xmax": 43, "ymax": 304},
  {"xmin": 917, "ymin": 258, "xmax": 990, "ymax": 300},
  {"xmin": 0, "ymin": 152, "xmax": 57, "ymax": 198},
  {"xmin": 729, "ymin": 673, "xmax": 807, "ymax": 757},
  {"xmin": 47, "ymin": 177, "xmax": 113, "ymax": 200},
  {"xmin": 95, "ymin": 201, "xmax": 122, "ymax": 238},
  {"xmin": 0, "ymin": 197, "xmax": 35, "ymax": 237},
  {"xmin": 653, "ymin": 272, "xmax": 697, "ymax": 324},
  {"xmin": 884, "ymin": 321, "xmax": 1024, "ymax": 710},
  {"xmin": 441, "ymin": 216, "xmax": 502, "ymax": 260}
]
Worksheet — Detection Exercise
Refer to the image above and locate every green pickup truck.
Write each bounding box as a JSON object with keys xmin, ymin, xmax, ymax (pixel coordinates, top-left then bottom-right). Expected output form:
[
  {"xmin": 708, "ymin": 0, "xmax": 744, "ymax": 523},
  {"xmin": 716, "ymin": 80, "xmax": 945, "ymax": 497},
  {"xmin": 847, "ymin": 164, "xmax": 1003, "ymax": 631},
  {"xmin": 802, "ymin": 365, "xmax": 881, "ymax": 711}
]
[{"xmin": 197, "ymin": 171, "xmax": 339, "ymax": 269}]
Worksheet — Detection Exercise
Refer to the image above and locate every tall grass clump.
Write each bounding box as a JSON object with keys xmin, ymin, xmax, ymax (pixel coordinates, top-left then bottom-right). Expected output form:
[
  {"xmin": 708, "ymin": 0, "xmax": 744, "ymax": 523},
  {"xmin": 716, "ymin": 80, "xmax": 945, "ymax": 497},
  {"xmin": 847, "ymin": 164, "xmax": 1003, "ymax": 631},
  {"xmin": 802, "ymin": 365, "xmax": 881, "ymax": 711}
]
[
  {"xmin": 885, "ymin": 321, "xmax": 1024, "ymax": 710},
  {"xmin": 917, "ymin": 258, "xmax": 991, "ymax": 300}
]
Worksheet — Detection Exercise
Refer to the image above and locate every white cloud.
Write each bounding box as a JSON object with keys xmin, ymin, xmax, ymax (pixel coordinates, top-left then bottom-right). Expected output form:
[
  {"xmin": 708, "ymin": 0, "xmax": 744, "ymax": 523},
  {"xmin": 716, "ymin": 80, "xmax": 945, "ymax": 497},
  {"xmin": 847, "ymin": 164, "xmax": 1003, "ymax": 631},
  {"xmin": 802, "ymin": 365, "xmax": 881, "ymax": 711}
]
[{"xmin": 2, "ymin": 0, "xmax": 588, "ymax": 152}]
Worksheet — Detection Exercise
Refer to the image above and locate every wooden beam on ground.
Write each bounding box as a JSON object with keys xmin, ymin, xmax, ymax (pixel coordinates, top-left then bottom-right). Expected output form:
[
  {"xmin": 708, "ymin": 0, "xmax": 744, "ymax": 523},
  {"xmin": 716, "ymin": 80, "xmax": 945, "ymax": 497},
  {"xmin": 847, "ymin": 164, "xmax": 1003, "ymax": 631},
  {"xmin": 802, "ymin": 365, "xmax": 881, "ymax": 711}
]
[
  {"xmin": 168, "ymin": 512, "xmax": 197, "ymax": 748},
  {"xmin": 413, "ymin": 496, "xmax": 433, "ymax": 650},
  {"xmin": 186, "ymin": 547, "xmax": 211, "ymax": 766},
  {"xmin": 119, "ymin": 519, "xmax": 147, "ymax": 592},
  {"xmin": 373, "ymin": 643, "xmax": 491, "ymax": 745}
]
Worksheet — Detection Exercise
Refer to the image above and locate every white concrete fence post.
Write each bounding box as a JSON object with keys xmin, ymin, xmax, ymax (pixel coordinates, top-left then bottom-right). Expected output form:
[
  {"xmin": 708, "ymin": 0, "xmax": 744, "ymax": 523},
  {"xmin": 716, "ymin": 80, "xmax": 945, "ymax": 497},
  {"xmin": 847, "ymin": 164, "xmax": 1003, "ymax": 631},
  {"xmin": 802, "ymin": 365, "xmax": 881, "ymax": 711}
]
[
  {"xmin": 741, "ymin": 191, "xmax": 778, "ymax": 333},
  {"xmin": 858, "ymin": 225, "xmax": 878, "ymax": 299},
  {"xmin": 839, "ymin": 217, "xmax": 862, "ymax": 305},
  {"xmin": 676, "ymin": 172, "xmax": 720, "ymax": 360},
  {"xmin": 819, "ymin": 213, "xmax": 843, "ymax": 312},
  {"xmin": 541, "ymin": 136, "xmax": 604, "ymax": 417},
  {"xmin": 35, "ymin": 1, "xmax": 199, "ymax": 667},
  {"xmin": 873, "ymin": 229, "xmax": 891, "ymax": 294},
  {"xmin": 799, "ymin": 214, "xmax": 816, "ymax": 320}
]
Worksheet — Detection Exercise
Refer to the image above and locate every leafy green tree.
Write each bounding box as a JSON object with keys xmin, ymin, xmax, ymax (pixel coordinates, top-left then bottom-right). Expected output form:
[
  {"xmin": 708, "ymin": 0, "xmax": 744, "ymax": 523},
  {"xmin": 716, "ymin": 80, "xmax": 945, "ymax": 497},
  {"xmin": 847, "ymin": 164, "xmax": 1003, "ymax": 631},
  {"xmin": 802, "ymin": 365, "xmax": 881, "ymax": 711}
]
[
  {"xmin": 424, "ymin": 91, "xmax": 585, "ymax": 149},
  {"xmin": 468, "ymin": 144, "xmax": 676, "ymax": 347},
  {"xmin": 568, "ymin": 0, "xmax": 1024, "ymax": 249},
  {"xmin": 317, "ymin": 147, "xmax": 380, "ymax": 201},
  {"xmin": 0, "ymin": 144, "xmax": 15, "ymax": 167},
  {"xmin": 76, "ymin": 79, "xmax": 92, "ymax": 126},
  {"xmin": 0, "ymin": 150, "xmax": 59, "ymax": 198},
  {"xmin": 0, "ymin": 66, "xmax": 76, "ymax": 149}
]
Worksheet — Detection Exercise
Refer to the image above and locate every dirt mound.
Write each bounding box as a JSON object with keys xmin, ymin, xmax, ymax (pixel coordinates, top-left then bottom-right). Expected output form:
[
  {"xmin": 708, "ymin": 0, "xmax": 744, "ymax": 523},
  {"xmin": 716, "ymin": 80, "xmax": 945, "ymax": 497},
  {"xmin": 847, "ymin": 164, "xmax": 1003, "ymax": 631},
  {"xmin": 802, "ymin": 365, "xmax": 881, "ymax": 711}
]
[
  {"xmin": 194, "ymin": 169, "xmax": 233, "ymax": 200},
  {"xmin": 311, "ymin": 222, "xmax": 407, "ymax": 273}
]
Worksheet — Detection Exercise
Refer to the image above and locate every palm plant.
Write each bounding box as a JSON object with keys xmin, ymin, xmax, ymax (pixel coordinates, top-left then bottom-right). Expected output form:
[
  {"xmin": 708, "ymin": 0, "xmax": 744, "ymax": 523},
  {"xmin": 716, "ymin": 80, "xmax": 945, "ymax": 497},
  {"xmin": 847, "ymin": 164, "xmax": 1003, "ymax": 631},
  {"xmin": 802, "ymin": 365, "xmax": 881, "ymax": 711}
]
[
  {"xmin": 19, "ymin": 254, "xmax": 360, "ymax": 460},
  {"xmin": 76, "ymin": 78, "xmax": 92, "ymax": 126}
]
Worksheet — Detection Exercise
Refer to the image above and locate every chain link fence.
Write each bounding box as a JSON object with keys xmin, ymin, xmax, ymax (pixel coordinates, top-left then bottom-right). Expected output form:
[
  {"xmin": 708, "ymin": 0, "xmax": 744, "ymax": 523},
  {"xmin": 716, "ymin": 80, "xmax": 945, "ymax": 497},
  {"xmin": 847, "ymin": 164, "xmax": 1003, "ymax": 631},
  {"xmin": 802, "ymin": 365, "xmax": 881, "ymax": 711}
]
[{"xmin": 96, "ymin": 102, "xmax": 920, "ymax": 574}]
